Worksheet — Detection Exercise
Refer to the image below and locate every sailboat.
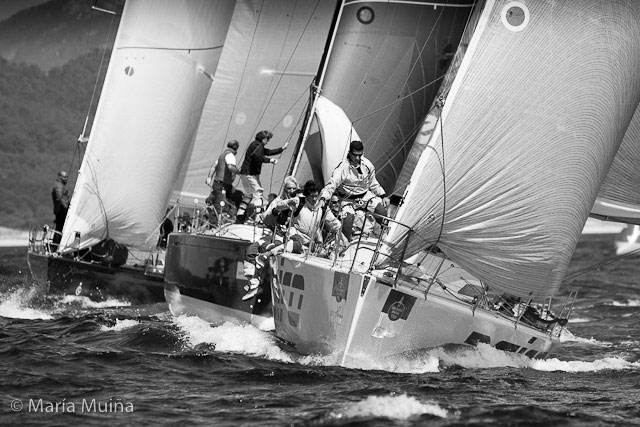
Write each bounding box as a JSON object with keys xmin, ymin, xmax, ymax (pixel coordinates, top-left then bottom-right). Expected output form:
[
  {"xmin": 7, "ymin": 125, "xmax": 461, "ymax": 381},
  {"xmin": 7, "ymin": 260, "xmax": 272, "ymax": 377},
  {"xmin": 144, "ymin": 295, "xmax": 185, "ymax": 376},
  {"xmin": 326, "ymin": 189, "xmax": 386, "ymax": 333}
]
[
  {"xmin": 27, "ymin": 0, "xmax": 237, "ymax": 303},
  {"xmin": 590, "ymin": 108, "xmax": 640, "ymax": 256},
  {"xmin": 162, "ymin": 0, "xmax": 488, "ymax": 330},
  {"xmin": 161, "ymin": 0, "xmax": 339, "ymax": 328},
  {"xmin": 268, "ymin": 0, "xmax": 640, "ymax": 365}
]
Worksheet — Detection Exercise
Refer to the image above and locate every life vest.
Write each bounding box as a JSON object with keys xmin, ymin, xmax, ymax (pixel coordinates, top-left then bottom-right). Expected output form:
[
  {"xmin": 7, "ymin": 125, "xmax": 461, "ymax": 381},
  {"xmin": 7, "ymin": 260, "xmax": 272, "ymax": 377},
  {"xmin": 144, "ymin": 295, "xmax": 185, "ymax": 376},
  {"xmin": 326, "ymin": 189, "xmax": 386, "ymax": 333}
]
[{"xmin": 214, "ymin": 148, "xmax": 237, "ymax": 184}]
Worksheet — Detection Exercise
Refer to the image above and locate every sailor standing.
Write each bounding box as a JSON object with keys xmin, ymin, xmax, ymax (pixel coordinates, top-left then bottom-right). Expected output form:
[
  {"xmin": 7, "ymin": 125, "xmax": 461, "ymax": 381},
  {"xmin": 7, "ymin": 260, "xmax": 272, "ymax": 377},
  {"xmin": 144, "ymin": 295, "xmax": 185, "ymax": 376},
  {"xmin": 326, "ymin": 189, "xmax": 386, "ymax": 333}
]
[
  {"xmin": 51, "ymin": 170, "xmax": 70, "ymax": 251},
  {"xmin": 206, "ymin": 140, "xmax": 240, "ymax": 226},
  {"xmin": 236, "ymin": 130, "xmax": 288, "ymax": 223}
]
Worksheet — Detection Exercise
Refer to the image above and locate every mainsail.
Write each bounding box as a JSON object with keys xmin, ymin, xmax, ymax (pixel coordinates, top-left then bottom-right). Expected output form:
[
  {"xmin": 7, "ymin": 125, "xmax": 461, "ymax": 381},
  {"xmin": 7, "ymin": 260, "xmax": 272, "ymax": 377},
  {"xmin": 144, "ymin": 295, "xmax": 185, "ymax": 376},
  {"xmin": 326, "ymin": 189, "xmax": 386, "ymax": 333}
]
[
  {"xmin": 60, "ymin": 0, "xmax": 236, "ymax": 251},
  {"xmin": 172, "ymin": 0, "xmax": 336, "ymax": 203},
  {"xmin": 383, "ymin": 0, "xmax": 640, "ymax": 300},
  {"xmin": 295, "ymin": 0, "xmax": 475, "ymax": 193}
]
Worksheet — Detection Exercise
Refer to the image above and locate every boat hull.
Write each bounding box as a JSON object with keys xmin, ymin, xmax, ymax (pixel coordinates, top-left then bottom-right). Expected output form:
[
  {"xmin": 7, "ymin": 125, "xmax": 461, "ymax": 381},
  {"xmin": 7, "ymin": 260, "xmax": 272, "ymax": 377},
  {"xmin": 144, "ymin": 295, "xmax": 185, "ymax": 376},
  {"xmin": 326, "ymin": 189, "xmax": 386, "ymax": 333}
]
[
  {"xmin": 615, "ymin": 225, "xmax": 640, "ymax": 256},
  {"xmin": 272, "ymin": 253, "xmax": 559, "ymax": 365},
  {"xmin": 163, "ymin": 229, "xmax": 273, "ymax": 330},
  {"xmin": 26, "ymin": 250, "xmax": 165, "ymax": 304}
]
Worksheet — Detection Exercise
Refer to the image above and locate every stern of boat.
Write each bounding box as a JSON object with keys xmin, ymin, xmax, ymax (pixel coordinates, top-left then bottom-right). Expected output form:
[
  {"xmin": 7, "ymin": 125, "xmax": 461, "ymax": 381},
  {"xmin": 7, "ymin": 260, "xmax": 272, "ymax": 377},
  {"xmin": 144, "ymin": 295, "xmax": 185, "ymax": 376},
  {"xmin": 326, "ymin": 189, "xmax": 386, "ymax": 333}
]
[{"xmin": 163, "ymin": 230, "xmax": 274, "ymax": 330}]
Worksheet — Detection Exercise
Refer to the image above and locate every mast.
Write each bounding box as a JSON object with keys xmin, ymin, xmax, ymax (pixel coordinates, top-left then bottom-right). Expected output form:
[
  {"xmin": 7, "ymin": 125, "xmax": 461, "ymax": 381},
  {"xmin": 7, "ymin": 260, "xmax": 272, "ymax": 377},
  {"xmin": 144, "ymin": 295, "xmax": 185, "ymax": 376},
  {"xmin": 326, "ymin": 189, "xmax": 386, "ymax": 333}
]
[{"xmin": 289, "ymin": 0, "xmax": 344, "ymax": 177}]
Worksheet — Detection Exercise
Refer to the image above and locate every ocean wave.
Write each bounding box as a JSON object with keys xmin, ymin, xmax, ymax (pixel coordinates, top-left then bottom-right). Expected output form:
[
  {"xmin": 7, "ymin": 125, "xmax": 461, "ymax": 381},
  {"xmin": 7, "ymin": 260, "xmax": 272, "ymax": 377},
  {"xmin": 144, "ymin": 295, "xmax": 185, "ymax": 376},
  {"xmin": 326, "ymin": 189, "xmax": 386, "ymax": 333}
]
[
  {"xmin": 531, "ymin": 356, "xmax": 640, "ymax": 372},
  {"xmin": 0, "ymin": 288, "xmax": 52, "ymax": 320},
  {"xmin": 333, "ymin": 393, "xmax": 448, "ymax": 420},
  {"xmin": 58, "ymin": 295, "xmax": 132, "ymax": 309},
  {"xmin": 609, "ymin": 299, "xmax": 640, "ymax": 307},
  {"xmin": 172, "ymin": 314, "xmax": 293, "ymax": 362},
  {"xmin": 99, "ymin": 318, "xmax": 140, "ymax": 332}
]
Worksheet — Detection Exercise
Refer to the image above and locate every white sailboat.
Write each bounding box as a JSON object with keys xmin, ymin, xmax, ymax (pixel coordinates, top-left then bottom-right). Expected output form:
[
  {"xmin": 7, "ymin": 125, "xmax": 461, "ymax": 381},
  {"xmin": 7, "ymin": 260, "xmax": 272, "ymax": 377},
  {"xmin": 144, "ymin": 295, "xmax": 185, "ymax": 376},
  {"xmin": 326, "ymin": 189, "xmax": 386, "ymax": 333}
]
[
  {"xmin": 162, "ymin": 0, "xmax": 339, "ymax": 328},
  {"xmin": 28, "ymin": 0, "xmax": 236, "ymax": 302},
  {"xmin": 270, "ymin": 0, "xmax": 640, "ymax": 365}
]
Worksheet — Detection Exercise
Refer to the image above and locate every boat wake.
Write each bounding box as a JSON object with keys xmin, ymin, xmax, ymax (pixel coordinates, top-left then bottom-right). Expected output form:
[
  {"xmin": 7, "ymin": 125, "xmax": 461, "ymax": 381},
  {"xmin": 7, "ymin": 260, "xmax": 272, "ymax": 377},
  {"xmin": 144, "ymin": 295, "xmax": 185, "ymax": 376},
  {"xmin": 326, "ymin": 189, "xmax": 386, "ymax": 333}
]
[
  {"xmin": 172, "ymin": 314, "xmax": 293, "ymax": 362},
  {"xmin": 55, "ymin": 295, "xmax": 132, "ymax": 309},
  {"xmin": 171, "ymin": 316, "xmax": 640, "ymax": 374}
]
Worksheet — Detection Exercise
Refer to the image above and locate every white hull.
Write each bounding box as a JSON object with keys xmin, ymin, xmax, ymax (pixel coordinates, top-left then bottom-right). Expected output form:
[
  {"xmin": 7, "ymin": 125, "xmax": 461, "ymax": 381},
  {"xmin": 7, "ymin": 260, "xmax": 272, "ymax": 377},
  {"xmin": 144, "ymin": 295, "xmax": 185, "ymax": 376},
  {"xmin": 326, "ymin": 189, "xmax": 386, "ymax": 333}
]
[
  {"xmin": 271, "ymin": 246, "xmax": 561, "ymax": 366},
  {"xmin": 615, "ymin": 225, "xmax": 640, "ymax": 256}
]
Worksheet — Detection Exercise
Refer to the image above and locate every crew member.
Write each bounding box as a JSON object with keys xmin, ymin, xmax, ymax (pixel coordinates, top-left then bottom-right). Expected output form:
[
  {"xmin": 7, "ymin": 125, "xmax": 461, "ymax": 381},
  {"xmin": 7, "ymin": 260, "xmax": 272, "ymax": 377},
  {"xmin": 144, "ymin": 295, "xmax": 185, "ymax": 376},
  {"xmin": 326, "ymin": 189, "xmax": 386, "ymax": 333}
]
[
  {"xmin": 236, "ymin": 130, "xmax": 288, "ymax": 223},
  {"xmin": 51, "ymin": 170, "xmax": 70, "ymax": 251},
  {"xmin": 206, "ymin": 140, "xmax": 240, "ymax": 226},
  {"xmin": 317, "ymin": 140, "xmax": 389, "ymax": 240}
]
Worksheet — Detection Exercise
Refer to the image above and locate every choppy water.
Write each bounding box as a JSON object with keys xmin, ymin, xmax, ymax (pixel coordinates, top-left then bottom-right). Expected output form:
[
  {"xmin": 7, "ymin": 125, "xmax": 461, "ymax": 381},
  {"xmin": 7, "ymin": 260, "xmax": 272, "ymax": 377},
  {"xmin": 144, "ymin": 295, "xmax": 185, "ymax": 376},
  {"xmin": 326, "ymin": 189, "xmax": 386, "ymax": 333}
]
[{"xmin": 1, "ymin": 234, "xmax": 639, "ymax": 426}]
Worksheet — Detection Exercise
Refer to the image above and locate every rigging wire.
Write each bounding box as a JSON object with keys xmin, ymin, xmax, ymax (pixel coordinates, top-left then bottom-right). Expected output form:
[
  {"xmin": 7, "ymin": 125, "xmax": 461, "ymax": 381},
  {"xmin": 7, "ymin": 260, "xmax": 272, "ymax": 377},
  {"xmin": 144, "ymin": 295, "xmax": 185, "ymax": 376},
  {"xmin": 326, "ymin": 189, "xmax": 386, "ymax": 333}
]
[
  {"xmin": 222, "ymin": 0, "xmax": 265, "ymax": 149},
  {"xmin": 562, "ymin": 246, "xmax": 640, "ymax": 283},
  {"xmin": 346, "ymin": 1, "xmax": 449, "ymax": 173},
  {"xmin": 255, "ymin": 0, "xmax": 321, "ymax": 131},
  {"xmin": 63, "ymin": 0, "xmax": 119, "ymax": 248},
  {"xmin": 348, "ymin": 0, "xmax": 479, "ymax": 188},
  {"xmin": 67, "ymin": 3, "xmax": 117, "ymax": 176}
]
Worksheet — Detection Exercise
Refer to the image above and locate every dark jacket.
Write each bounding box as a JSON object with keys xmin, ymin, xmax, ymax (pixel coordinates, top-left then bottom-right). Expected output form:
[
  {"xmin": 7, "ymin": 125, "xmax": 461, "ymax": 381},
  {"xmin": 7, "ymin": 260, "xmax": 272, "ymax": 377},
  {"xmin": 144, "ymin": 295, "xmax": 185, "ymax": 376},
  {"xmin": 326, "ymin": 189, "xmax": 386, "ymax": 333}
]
[
  {"xmin": 52, "ymin": 178, "xmax": 70, "ymax": 215},
  {"xmin": 214, "ymin": 147, "xmax": 238, "ymax": 185},
  {"xmin": 239, "ymin": 139, "xmax": 284, "ymax": 176}
]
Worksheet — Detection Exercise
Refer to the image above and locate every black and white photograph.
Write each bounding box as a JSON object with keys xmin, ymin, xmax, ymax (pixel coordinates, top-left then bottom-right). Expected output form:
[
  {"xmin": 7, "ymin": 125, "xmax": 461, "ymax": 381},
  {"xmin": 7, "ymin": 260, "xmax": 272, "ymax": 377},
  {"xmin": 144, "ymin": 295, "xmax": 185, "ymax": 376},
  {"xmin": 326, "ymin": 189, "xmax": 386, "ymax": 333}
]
[{"xmin": 1, "ymin": 1, "xmax": 640, "ymax": 425}]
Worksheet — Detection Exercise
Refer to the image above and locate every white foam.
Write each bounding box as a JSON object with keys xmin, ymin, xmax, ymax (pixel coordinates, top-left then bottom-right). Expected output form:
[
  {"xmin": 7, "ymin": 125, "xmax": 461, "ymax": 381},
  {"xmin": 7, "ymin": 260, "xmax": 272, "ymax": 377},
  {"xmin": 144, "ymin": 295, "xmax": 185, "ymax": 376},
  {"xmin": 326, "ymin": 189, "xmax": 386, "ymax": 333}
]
[
  {"xmin": 0, "ymin": 289, "xmax": 52, "ymax": 320},
  {"xmin": 335, "ymin": 394, "xmax": 447, "ymax": 420},
  {"xmin": 59, "ymin": 295, "xmax": 131, "ymax": 308},
  {"xmin": 560, "ymin": 330, "xmax": 612, "ymax": 347},
  {"xmin": 610, "ymin": 299, "xmax": 640, "ymax": 307},
  {"xmin": 100, "ymin": 318, "xmax": 140, "ymax": 332},
  {"xmin": 172, "ymin": 315, "xmax": 637, "ymax": 375},
  {"xmin": 568, "ymin": 317, "xmax": 590, "ymax": 323},
  {"xmin": 531, "ymin": 356, "xmax": 640, "ymax": 372},
  {"xmin": 173, "ymin": 315, "xmax": 293, "ymax": 362}
]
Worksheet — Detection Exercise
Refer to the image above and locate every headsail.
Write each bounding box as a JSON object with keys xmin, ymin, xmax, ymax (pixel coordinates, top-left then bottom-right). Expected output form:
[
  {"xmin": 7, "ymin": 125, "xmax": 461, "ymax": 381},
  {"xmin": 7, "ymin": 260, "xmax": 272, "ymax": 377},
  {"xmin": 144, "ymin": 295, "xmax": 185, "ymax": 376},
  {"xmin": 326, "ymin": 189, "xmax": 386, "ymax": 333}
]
[
  {"xmin": 294, "ymin": 0, "xmax": 474, "ymax": 192},
  {"xmin": 302, "ymin": 95, "xmax": 360, "ymax": 183},
  {"xmin": 591, "ymin": 107, "xmax": 640, "ymax": 224},
  {"xmin": 383, "ymin": 0, "xmax": 640, "ymax": 300},
  {"xmin": 172, "ymin": 0, "xmax": 336, "ymax": 203},
  {"xmin": 60, "ymin": 0, "xmax": 236, "ymax": 251}
]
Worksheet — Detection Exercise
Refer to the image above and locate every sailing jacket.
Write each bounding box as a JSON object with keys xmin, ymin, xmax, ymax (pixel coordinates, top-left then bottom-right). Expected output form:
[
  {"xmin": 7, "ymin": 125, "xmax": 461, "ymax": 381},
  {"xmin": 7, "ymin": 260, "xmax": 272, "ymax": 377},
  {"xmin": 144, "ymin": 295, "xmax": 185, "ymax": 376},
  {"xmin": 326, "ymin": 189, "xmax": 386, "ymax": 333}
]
[
  {"xmin": 239, "ymin": 139, "xmax": 284, "ymax": 176},
  {"xmin": 213, "ymin": 148, "xmax": 238, "ymax": 185},
  {"xmin": 51, "ymin": 178, "xmax": 70, "ymax": 215},
  {"xmin": 320, "ymin": 156, "xmax": 385, "ymax": 201}
]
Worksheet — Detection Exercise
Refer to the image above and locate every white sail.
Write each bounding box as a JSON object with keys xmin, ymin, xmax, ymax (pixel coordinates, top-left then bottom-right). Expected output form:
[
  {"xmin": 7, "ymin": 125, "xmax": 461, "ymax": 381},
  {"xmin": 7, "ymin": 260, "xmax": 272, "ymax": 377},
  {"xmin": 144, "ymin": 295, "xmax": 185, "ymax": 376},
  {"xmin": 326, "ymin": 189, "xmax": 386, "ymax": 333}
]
[
  {"xmin": 172, "ymin": 0, "xmax": 336, "ymax": 202},
  {"xmin": 295, "ymin": 0, "xmax": 475, "ymax": 193},
  {"xmin": 592, "ymin": 107, "xmax": 640, "ymax": 224},
  {"xmin": 303, "ymin": 95, "xmax": 360, "ymax": 183},
  {"xmin": 60, "ymin": 0, "xmax": 236, "ymax": 251},
  {"xmin": 383, "ymin": 0, "xmax": 640, "ymax": 300}
]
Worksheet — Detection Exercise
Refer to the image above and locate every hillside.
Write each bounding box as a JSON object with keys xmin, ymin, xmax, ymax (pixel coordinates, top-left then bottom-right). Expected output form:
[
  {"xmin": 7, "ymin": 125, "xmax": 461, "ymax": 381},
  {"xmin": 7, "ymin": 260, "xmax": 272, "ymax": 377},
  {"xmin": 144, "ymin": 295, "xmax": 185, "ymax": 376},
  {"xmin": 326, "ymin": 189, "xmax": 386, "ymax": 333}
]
[
  {"xmin": 0, "ymin": 0, "xmax": 119, "ymax": 230},
  {"xmin": 0, "ymin": 49, "xmax": 112, "ymax": 230},
  {"xmin": 0, "ymin": 0, "xmax": 119, "ymax": 71}
]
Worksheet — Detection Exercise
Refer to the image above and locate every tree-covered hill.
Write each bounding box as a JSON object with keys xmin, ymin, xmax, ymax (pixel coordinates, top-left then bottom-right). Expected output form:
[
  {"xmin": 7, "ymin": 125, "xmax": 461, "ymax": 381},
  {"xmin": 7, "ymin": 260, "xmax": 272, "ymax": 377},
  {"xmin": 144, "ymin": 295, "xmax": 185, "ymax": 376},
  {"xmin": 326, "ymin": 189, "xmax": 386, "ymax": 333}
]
[
  {"xmin": 0, "ymin": 49, "xmax": 109, "ymax": 229},
  {"xmin": 0, "ymin": 0, "xmax": 120, "ymax": 71}
]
